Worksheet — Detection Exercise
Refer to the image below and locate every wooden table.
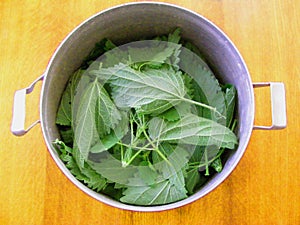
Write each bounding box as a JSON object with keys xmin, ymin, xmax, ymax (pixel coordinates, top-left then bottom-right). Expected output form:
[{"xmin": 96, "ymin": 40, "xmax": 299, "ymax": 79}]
[{"xmin": 0, "ymin": 0, "xmax": 299, "ymax": 224}]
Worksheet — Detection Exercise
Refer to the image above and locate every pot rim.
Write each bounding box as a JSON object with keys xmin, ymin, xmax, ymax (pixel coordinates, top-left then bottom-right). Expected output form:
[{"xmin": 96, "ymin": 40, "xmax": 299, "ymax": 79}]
[{"xmin": 40, "ymin": 1, "xmax": 254, "ymax": 212}]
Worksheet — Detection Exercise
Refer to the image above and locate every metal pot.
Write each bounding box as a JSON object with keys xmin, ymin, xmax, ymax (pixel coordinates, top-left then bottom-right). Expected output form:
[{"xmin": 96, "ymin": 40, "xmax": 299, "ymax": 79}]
[{"xmin": 11, "ymin": 2, "xmax": 286, "ymax": 211}]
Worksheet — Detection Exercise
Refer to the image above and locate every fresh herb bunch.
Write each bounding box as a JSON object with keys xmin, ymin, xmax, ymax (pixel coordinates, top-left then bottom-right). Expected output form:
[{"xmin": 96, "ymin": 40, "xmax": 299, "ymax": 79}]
[{"xmin": 54, "ymin": 28, "xmax": 238, "ymax": 206}]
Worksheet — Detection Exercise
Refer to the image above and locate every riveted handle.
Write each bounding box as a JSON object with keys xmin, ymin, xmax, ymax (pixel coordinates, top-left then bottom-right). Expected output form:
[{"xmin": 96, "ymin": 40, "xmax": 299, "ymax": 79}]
[
  {"xmin": 11, "ymin": 75, "xmax": 44, "ymax": 136},
  {"xmin": 253, "ymin": 82, "xmax": 287, "ymax": 130}
]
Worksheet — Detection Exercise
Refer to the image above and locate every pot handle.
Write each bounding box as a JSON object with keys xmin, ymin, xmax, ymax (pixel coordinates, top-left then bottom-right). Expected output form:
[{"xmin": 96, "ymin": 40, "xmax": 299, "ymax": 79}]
[
  {"xmin": 11, "ymin": 74, "xmax": 44, "ymax": 136},
  {"xmin": 253, "ymin": 82, "xmax": 287, "ymax": 130}
]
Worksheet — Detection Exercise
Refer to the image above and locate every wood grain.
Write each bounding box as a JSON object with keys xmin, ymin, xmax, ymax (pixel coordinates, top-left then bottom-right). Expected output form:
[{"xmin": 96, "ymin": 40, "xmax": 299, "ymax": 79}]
[{"xmin": 0, "ymin": 0, "xmax": 299, "ymax": 224}]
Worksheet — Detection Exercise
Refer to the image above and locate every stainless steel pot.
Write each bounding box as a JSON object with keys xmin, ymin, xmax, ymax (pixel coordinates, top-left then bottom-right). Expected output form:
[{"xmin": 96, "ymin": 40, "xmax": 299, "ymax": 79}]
[{"xmin": 11, "ymin": 2, "xmax": 286, "ymax": 211}]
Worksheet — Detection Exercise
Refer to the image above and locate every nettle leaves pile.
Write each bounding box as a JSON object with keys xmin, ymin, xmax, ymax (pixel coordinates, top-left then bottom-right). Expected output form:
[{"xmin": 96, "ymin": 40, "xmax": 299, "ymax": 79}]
[{"xmin": 54, "ymin": 28, "xmax": 238, "ymax": 206}]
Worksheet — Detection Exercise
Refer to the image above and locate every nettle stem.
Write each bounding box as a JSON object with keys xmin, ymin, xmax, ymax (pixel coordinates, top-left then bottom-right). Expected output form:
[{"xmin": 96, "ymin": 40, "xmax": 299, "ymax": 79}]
[
  {"xmin": 121, "ymin": 111, "xmax": 173, "ymax": 167},
  {"xmin": 118, "ymin": 142, "xmax": 154, "ymax": 151},
  {"xmin": 142, "ymin": 129, "xmax": 172, "ymax": 166},
  {"xmin": 122, "ymin": 149, "xmax": 143, "ymax": 167},
  {"xmin": 180, "ymin": 97, "xmax": 225, "ymax": 119}
]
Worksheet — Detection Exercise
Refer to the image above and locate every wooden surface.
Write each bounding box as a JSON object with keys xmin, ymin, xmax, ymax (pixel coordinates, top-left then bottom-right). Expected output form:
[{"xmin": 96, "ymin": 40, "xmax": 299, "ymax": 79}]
[{"xmin": 0, "ymin": 0, "xmax": 299, "ymax": 224}]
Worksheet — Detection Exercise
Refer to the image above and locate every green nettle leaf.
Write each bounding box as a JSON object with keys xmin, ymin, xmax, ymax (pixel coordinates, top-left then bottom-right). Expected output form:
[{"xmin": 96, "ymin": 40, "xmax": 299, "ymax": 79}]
[
  {"xmin": 137, "ymin": 161, "xmax": 158, "ymax": 186},
  {"xmin": 80, "ymin": 38, "xmax": 114, "ymax": 69},
  {"xmin": 167, "ymin": 27, "xmax": 181, "ymax": 44},
  {"xmin": 94, "ymin": 86, "xmax": 122, "ymax": 137},
  {"xmin": 210, "ymin": 157, "xmax": 223, "ymax": 173},
  {"xmin": 148, "ymin": 114, "xmax": 237, "ymax": 149},
  {"xmin": 126, "ymin": 161, "xmax": 159, "ymax": 187},
  {"xmin": 101, "ymin": 47, "xmax": 129, "ymax": 68},
  {"xmin": 185, "ymin": 167, "xmax": 208, "ymax": 195},
  {"xmin": 73, "ymin": 78, "xmax": 121, "ymax": 167},
  {"xmin": 56, "ymin": 69, "xmax": 84, "ymax": 126},
  {"xmin": 90, "ymin": 111, "xmax": 129, "ymax": 153},
  {"xmin": 120, "ymin": 171, "xmax": 187, "ymax": 206},
  {"xmin": 53, "ymin": 140, "xmax": 106, "ymax": 192},
  {"xmin": 179, "ymin": 48, "xmax": 226, "ymax": 123},
  {"xmin": 105, "ymin": 64, "xmax": 186, "ymax": 115},
  {"xmin": 89, "ymin": 134, "xmax": 119, "ymax": 154},
  {"xmin": 189, "ymin": 145, "xmax": 205, "ymax": 163},
  {"xmin": 166, "ymin": 28, "xmax": 182, "ymax": 69},
  {"xmin": 80, "ymin": 166, "xmax": 107, "ymax": 191},
  {"xmin": 103, "ymin": 39, "xmax": 117, "ymax": 51},
  {"xmin": 100, "ymin": 40, "xmax": 181, "ymax": 70},
  {"xmin": 101, "ymin": 183, "xmax": 124, "ymax": 200},
  {"xmin": 182, "ymin": 73, "xmax": 194, "ymax": 99},
  {"xmin": 185, "ymin": 168, "xmax": 201, "ymax": 194},
  {"xmin": 152, "ymin": 143, "xmax": 190, "ymax": 180},
  {"xmin": 59, "ymin": 128, "xmax": 73, "ymax": 145},
  {"xmin": 157, "ymin": 102, "xmax": 193, "ymax": 122},
  {"xmin": 56, "ymin": 85, "xmax": 71, "ymax": 126},
  {"xmin": 183, "ymin": 41, "xmax": 203, "ymax": 59},
  {"xmin": 224, "ymin": 85, "xmax": 237, "ymax": 127},
  {"xmin": 127, "ymin": 44, "xmax": 175, "ymax": 68},
  {"xmin": 87, "ymin": 152, "xmax": 138, "ymax": 185}
]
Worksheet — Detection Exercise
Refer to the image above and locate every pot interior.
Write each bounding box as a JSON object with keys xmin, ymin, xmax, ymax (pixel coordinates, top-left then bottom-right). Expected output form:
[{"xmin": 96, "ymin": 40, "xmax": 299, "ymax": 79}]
[{"xmin": 41, "ymin": 2, "xmax": 254, "ymax": 211}]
